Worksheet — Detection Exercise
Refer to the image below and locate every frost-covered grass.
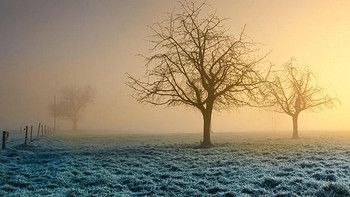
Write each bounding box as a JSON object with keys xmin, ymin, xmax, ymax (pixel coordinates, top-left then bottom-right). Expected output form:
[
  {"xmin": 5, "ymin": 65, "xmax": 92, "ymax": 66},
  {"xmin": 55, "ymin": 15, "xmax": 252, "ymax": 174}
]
[{"xmin": 1, "ymin": 132, "xmax": 350, "ymax": 196}]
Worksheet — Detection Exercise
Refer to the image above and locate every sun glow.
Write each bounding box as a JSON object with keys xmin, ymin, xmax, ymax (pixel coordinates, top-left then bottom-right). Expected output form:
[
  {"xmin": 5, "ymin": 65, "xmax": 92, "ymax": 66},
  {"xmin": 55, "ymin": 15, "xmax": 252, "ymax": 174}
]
[{"xmin": 0, "ymin": 0, "xmax": 350, "ymax": 132}]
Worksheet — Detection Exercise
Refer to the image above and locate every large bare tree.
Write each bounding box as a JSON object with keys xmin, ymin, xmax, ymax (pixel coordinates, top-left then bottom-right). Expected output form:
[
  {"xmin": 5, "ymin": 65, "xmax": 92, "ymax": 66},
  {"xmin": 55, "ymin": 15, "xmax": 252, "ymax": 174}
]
[
  {"xmin": 266, "ymin": 58, "xmax": 337, "ymax": 139},
  {"xmin": 128, "ymin": 1, "xmax": 267, "ymax": 146},
  {"xmin": 49, "ymin": 85, "xmax": 94, "ymax": 130}
]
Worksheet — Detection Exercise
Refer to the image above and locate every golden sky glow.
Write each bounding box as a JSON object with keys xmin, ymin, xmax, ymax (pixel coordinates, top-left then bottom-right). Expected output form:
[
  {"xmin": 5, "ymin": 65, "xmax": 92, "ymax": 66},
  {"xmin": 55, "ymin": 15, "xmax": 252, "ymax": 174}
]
[{"xmin": 0, "ymin": 0, "xmax": 349, "ymax": 133}]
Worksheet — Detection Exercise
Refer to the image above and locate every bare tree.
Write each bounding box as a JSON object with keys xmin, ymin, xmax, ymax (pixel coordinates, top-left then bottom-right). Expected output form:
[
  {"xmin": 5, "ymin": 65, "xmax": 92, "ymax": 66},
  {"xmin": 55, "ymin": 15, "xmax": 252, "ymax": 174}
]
[
  {"xmin": 127, "ymin": 1, "xmax": 267, "ymax": 146},
  {"xmin": 49, "ymin": 85, "xmax": 94, "ymax": 130},
  {"xmin": 266, "ymin": 58, "xmax": 337, "ymax": 139}
]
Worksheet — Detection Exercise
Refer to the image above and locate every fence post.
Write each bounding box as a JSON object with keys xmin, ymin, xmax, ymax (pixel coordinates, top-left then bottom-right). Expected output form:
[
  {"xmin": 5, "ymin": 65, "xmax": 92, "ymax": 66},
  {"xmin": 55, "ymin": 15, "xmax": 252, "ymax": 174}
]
[
  {"xmin": 44, "ymin": 125, "xmax": 46, "ymax": 135},
  {"xmin": 41, "ymin": 125, "xmax": 43, "ymax": 136},
  {"xmin": 30, "ymin": 125, "xmax": 33, "ymax": 141},
  {"xmin": 37, "ymin": 123, "xmax": 41, "ymax": 138},
  {"xmin": 2, "ymin": 131, "xmax": 9, "ymax": 149},
  {"xmin": 2, "ymin": 131, "xmax": 5, "ymax": 149},
  {"xmin": 24, "ymin": 126, "xmax": 28, "ymax": 145}
]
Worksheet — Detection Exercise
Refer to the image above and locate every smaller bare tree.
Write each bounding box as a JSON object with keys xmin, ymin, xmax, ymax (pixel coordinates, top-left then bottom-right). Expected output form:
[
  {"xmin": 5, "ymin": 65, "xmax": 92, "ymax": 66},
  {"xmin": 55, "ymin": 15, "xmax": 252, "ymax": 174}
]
[
  {"xmin": 49, "ymin": 85, "xmax": 94, "ymax": 130},
  {"xmin": 266, "ymin": 58, "xmax": 337, "ymax": 139}
]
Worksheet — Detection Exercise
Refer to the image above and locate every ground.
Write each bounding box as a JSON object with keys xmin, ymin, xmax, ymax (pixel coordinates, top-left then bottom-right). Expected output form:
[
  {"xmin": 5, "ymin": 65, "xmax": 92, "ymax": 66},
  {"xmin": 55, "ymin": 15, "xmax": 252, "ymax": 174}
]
[{"xmin": 1, "ymin": 132, "xmax": 350, "ymax": 196}]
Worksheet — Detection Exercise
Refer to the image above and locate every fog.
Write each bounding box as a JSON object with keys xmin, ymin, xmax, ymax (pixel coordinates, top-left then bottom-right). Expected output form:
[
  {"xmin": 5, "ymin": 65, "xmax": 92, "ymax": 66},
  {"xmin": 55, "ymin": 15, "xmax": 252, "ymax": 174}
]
[{"xmin": 1, "ymin": 0, "xmax": 349, "ymax": 133}]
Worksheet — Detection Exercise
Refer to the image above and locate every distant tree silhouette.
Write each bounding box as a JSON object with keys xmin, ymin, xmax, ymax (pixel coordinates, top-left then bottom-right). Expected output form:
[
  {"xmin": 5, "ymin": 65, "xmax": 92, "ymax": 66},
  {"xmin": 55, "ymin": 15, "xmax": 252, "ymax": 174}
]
[
  {"xmin": 127, "ymin": 1, "xmax": 268, "ymax": 147},
  {"xmin": 266, "ymin": 58, "xmax": 337, "ymax": 139},
  {"xmin": 49, "ymin": 85, "xmax": 94, "ymax": 130}
]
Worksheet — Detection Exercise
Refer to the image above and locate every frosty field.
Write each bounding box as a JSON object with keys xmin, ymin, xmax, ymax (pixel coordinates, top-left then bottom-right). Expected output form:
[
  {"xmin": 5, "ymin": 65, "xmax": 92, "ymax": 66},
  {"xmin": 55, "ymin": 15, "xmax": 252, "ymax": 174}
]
[{"xmin": 1, "ymin": 132, "xmax": 350, "ymax": 196}]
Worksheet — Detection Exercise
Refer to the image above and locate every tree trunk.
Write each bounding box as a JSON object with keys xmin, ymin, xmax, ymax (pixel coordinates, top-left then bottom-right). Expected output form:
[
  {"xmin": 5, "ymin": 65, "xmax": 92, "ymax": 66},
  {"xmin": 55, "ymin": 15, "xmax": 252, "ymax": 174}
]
[
  {"xmin": 201, "ymin": 106, "xmax": 213, "ymax": 147},
  {"xmin": 292, "ymin": 114, "xmax": 299, "ymax": 139}
]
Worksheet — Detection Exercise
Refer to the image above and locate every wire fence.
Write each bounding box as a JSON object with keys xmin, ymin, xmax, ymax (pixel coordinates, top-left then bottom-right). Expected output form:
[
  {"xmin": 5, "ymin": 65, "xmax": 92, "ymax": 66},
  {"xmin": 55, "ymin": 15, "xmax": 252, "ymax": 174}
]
[{"xmin": 1, "ymin": 123, "xmax": 53, "ymax": 150}]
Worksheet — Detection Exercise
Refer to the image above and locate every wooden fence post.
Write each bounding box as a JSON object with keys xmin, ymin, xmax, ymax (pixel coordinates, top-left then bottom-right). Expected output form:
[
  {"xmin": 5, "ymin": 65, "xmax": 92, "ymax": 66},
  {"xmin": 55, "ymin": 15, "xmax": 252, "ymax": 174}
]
[
  {"xmin": 44, "ymin": 125, "xmax": 46, "ymax": 135},
  {"xmin": 24, "ymin": 126, "xmax": 28, "ymax": 145},
  {"xmin": 2, "ymin": 131, "xmax": 5, "ymax": 149},
  {"xmin": 41, "ymin": 125, "xmax": 43, "ymax": 136},
  {"xmin": 2, "ymin": 131, "xmax": 9, "ymax": 149},
  {"xmin": 37, "ymin": 123, "xmax": 41, "ymax": 138},
  {"xmin": 30, "ymin": 125, "xmax": 33, "ymax": 141}
]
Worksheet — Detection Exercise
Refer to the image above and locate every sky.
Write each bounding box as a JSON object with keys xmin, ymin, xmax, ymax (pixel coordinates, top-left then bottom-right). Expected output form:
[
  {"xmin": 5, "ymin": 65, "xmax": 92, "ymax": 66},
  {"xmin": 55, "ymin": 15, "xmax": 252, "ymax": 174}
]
[{"xmin": 0, "ymin": 0, "xmax": 349, "ymax": 134}]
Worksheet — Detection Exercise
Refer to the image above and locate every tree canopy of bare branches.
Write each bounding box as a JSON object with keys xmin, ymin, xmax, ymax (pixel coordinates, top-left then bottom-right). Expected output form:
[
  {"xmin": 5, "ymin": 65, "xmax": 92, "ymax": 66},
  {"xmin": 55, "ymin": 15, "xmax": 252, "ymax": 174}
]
[
  {"xmin": 49, "ymin": 85, "xmax": 94, "ymax": 131},
  {"xmin": 127, "ymin": 1, "xmax": 267, "ymax": 146},
  {"xmin": 266, "ymin": 58, "xmax": 337, "ymax": 138}
]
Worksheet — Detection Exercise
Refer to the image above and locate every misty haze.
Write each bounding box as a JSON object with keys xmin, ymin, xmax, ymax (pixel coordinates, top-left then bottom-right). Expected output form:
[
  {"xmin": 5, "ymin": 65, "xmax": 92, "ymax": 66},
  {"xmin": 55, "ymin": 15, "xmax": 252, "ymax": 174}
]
[{"xmin": 1, "ymin": 0, "xmax": 350, "ymax": 196}]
